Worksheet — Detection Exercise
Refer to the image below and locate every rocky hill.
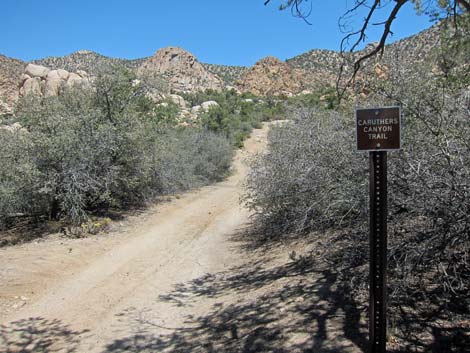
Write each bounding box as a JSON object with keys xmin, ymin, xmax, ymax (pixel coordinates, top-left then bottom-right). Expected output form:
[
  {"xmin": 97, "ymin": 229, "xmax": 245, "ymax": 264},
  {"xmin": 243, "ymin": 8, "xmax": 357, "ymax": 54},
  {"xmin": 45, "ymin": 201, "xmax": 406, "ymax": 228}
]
[
  {"xmin": 286, "ymin": 49, "xmax": 343, "ymax": 91},
  {"xmin": 285, "ymin": 22, "xmax": 442, "ymax": 92},
  {"xmin": 34, "ymin": 50, "xmax": 146, "ymax": 76},
  {"xmin": 0, "ymin": 21, "xmax": 445, "ymax": 115},
  {"xmin": 236, "ymin": 56, "xmax": 305, "ymax": 96},
  {"xmin": 137, "ymin": 47, "xmax": 224, "ymax": 93}
]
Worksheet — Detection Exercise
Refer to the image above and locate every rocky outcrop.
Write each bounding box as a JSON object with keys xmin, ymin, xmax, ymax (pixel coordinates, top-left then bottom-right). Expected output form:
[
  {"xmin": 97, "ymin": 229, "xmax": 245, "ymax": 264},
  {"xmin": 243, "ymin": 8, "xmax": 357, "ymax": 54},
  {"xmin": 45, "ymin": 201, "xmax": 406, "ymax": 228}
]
[
  {"xmin": 0, "ymin": 20, "xmax": 452, "ymax": 113},
  {"xmin": 236, "ymin": 57, "xmax": 304, "ymax": 96},
  {"xmin": 19, "ymin": 64, "xmax": 89, "ymax": 98},
  {"xmin": 137, "ymin": 47, "xmax": 223, "ymax": 93}
]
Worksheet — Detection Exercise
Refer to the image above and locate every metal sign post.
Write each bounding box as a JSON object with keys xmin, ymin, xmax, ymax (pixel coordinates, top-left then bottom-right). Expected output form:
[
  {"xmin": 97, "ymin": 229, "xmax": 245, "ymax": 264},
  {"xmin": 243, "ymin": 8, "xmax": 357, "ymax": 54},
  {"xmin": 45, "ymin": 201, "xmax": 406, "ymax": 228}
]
[
  {"xmin": 356, "ymin": 107, "xmax": 401, "ymax": 353},
  {"xmin": 369, "ymin": 150, "xmax": 387, "ymax": 353}
]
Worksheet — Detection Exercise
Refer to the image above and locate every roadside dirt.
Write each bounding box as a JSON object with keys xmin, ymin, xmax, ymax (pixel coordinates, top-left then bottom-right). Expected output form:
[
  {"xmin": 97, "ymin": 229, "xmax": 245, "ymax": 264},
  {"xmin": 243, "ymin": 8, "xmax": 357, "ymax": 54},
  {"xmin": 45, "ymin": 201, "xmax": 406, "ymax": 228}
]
[{"xmin": 0, "ymin": 123, "xmax": 367, "ymax": 353}]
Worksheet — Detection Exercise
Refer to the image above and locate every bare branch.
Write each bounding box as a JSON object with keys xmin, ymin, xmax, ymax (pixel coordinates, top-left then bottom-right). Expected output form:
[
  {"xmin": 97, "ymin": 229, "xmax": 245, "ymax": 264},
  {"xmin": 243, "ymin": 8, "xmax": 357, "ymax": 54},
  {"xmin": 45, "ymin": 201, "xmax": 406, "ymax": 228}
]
[
  {"xmin": 457, "ymin": 0, "xmax": 470, "ymax": 12},
  {"xmin": 265, "ymin": 0, "xmax": 469, "ymax": 101}
]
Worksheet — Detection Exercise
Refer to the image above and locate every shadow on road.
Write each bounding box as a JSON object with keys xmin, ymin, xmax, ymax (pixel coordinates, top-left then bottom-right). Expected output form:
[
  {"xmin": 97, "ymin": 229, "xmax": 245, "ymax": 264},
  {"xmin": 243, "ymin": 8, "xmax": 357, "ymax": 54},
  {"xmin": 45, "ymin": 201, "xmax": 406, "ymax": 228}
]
[
  {"xmin": 103, "ymin": 247, "xmax": 470, "ymax": 353},
  {"xmin": 103, "ymin": 256, "xmax": 369, "ymax": 353},
  {"xmin": 0, "ymin": 317, "xmax": 88, "ymax": 353}
]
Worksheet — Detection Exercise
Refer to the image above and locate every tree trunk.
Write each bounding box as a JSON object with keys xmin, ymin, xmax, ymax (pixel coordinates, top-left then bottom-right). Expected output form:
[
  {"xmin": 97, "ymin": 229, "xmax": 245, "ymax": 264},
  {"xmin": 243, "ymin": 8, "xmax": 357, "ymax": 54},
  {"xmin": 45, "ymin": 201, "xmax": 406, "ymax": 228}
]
[{"xmin": 50, "ymin": 198, "xmax": 60, "ymax": 221}]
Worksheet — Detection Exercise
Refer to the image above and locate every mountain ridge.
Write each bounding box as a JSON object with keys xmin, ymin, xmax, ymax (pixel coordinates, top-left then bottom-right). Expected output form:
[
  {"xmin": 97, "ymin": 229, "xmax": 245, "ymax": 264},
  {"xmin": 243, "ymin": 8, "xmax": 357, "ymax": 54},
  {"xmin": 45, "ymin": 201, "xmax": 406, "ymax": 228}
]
[{"xmin": 0, "ymin": 22, "xmax": 442, "ymax": 114}]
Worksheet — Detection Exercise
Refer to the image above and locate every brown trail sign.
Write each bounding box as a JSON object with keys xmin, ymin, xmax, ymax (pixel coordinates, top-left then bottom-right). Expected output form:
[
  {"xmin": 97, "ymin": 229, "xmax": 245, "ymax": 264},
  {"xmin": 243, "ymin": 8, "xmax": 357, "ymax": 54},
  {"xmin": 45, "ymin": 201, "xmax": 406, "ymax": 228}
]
[
  {"xmin": 356, "ymin": 106, "xmax": 401, "ymax": 353},
  {"xmin": 356, "ymin": 107, "xmax": 401, "ymax": 151}
]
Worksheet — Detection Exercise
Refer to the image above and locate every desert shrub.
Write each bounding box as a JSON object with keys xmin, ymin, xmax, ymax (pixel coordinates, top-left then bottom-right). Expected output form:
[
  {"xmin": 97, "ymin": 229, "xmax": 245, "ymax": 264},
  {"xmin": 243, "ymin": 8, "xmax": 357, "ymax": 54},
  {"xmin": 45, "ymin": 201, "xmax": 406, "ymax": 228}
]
[
  {"xmin": 150, "ymin": 101, "xmax": 180, "ymax": 127},
  {"xmin": 0, "ymin": 129, "xmax": 45, "ymax": 227},
  {"xmin": 286, "ymin": 87, "xmax": 339, "ymax": 110},
  {"xmin": 16, "ymin": 83, "xmax": 153, "ymax": 222},
  {"xmin": 355, "ymin": 15, "xmax": 470, "ymax": 305},
  {"xmin": 182, "ymin": 89, "xmax": 284, "ymax": 147},
  {"xmin": 245, "ymin": 16, "xmax": 470, "ymax": 313},
  {"xmin": 152, "ymin": 128, "xmax": 233, "ymax": 193},
  {"xmin": 244, "ymin": 108, "xmax": 366, "ymax": 234},
  {"xmin": 0, "ymin": 68, "xmax": 233, "ymax": 229},
  {"xmin": 246, "ymin": 88, "xmax": 469, "ymax": 312}
]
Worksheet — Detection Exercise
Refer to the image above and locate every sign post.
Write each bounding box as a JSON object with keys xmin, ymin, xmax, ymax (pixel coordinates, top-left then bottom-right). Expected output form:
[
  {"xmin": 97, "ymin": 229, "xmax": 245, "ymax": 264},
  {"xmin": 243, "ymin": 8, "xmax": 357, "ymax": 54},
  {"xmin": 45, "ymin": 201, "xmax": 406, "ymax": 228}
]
[{"xmin": 356, "ymin": 107, "xmax": 401, "ymax": 353}]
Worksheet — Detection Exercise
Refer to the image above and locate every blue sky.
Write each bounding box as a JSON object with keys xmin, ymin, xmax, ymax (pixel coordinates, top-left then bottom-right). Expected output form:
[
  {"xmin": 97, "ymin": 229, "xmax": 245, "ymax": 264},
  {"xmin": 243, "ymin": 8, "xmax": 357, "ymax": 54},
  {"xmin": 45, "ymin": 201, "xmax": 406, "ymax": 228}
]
[{"xmin": 2, "ymin": 1, "xmax": 434, "ymax": 66}]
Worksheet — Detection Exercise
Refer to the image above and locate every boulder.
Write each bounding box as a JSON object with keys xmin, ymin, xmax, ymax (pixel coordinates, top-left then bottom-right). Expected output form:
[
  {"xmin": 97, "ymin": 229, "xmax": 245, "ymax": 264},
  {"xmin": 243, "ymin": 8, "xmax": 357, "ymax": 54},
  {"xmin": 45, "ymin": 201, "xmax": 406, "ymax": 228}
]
[
  {"xmin": 179, "ymin": 109, "xmax": 191, "ymax": 117},
  {"xmin": 191, "ymin": 105, "xmax": 201, "ymax": 114},
  {"xmin": 0, "ymin": 101, "xmax": 13, "ymax": 115},
  {"xmin": 168, "ymin": 94, "xmax": 187, "ymax": 108},
  {"xmin": 44, "ymin": 78, "xmax": 62, "ymax": 97},
  {"xmin": 46, "ymin": 70, "xmax": 61, "ymax": 80},
  {"xmin": 57, "ymin": 69, "xmax": 70, "ymax": 80},
  {"xmin": 21, "ymin": 77, "xmax": 42, "ymax": 96},
  {"xmin": 146, "ymin": 91, "xmax": 166, "ymax": 102},
  {"xmin": 76, "ymin": 70, "xmax": 88, "ymax": 78},
  {"xmin": 226, "ymin": 85, "xmax": 240, "ymax": 94},
  {"xmin": 236, "ymin": 56, "xmax": 304, "ymax": 96},
  {"xmin": 20, "ymin": 74, "xmax": 31, "ymax": 85},
  {"xmin": 0, "ymin": 122, "xmax": 26, "ymax": 133},
  {"xmin": 47, "ymin": 69, "xmax": 70, "ymax": 81},
  {"xmin": 201, "ymin": 100, "xmax": 219, "ymax": 111},
  {"xmin": 67, "ymin": 72, "xmax": 83, "ymax": 87},
  {"xmin": 137, "ymin": 47, "xmax": 223, "ymax": 93},
  {"xmin": 25, "ymin": 63, "xmax": 50, "ymax": 79}
]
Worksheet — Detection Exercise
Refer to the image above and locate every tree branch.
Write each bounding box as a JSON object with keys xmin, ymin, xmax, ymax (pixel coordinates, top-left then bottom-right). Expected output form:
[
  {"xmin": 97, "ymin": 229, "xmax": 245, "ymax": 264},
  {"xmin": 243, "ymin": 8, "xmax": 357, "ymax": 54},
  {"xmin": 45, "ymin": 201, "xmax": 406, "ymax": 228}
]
[{"xmin": 456, "ymin": 0, "xmax": 470, "ymax": 12}]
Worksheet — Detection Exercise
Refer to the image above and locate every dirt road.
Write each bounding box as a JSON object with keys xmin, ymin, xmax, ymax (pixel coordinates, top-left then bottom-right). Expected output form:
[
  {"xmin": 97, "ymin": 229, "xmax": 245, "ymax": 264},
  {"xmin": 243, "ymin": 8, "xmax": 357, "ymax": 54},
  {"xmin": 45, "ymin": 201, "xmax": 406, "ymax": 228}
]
[{"xmin": 0, "ymin": 123, "xmax": 366, "ymax": 353}]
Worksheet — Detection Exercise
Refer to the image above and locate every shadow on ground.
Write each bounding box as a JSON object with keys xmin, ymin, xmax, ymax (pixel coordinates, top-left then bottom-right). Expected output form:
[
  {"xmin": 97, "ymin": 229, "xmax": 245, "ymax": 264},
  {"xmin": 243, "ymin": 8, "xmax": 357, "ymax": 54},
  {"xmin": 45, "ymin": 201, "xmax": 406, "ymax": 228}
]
[
  {"xmin": 103, "ymin": 238, "xmax": 470, "ymax": 353},
  {"xmin": 0, "ymin": 317, "xmax": 88, "ymax": 353},
  {"xmin": 103, "ymin": 256, "xmax": 369, "ymax": 353},
  {"xmin": 389, "ymin": 305, "xmax": 470, "ymax": 353}
]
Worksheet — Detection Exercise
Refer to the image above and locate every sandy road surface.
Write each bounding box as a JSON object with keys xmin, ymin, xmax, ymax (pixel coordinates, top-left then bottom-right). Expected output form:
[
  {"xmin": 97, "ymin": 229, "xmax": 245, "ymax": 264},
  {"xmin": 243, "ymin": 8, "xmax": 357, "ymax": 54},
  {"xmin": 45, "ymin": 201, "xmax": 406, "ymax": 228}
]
[
  {"xmin": 0, "ymin": 123, "xmax": 365, "ymax": 353},
  {"xmin": 0, "ymin": 125, "xmax": 267, "ymax": 352}
]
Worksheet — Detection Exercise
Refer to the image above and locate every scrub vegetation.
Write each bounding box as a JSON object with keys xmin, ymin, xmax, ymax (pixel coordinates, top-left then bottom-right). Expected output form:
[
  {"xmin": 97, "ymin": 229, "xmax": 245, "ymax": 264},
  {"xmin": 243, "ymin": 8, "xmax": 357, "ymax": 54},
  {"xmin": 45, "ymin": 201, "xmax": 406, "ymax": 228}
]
[
  {"xmin": 0, "ymin": 71, "xmax": 234, "ymax": 232},
  {"xmin": 245, "ymin": 14, "xmax": 470, "ymax": 344},
  {"xmin": 181, "ymin": 89, "xmax": 285, "ymax": 147}
]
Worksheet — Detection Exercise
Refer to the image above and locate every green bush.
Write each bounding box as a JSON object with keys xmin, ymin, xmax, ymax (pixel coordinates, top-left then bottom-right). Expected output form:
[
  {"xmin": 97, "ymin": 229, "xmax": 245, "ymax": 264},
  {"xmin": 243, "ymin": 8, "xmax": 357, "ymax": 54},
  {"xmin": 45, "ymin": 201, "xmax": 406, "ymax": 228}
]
[
  {"xmin": 184, "ymin": 89, "xmax": 284, "ymax": 148},
  {"xmin": 0, "ymin": 129, "xmax": 44, "ymax": 226}
]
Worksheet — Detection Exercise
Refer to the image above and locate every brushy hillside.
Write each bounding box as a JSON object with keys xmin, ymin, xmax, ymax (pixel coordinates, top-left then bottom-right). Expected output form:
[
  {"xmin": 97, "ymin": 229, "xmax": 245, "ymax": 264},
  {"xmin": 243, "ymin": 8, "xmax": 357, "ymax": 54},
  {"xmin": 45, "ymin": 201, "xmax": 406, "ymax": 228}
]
[
  {"xmin": 202, "ymin": 63, "xmax": 248, "ymax": 86},
  {"xmin": 0, "ymin": 55, "xmax": 24, "ymax": 115},
  {"xmin": 286, "ymin": 22, "xmax": 442, "ymax": 92},
  {"xmin": 34, "ymin": 50, "xmax": 146, "ymax": 76}
]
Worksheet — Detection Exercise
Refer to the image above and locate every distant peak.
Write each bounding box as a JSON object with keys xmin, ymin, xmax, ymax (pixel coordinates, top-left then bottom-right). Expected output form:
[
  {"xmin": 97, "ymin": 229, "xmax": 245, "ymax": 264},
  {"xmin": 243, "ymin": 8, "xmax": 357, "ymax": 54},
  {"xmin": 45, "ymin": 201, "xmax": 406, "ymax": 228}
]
[
  {"xmin": 255, "ymin": 56, "xmax": 283, "ymax": 65},
  {"xmin": 153, "ymin": 46, "xmax": 194, "ymax": 57},
  {"xmin": 74, "ymin": 50, "xmax": 95, "ymax": 55}
]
